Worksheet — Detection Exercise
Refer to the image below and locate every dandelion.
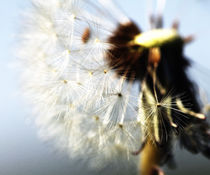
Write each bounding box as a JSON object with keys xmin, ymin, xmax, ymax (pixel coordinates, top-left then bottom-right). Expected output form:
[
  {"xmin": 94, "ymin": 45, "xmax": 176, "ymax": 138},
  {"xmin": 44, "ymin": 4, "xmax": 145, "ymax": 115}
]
[{"xmin": 18, "ymin": 0, "xmax": 210, "ymax": 174}]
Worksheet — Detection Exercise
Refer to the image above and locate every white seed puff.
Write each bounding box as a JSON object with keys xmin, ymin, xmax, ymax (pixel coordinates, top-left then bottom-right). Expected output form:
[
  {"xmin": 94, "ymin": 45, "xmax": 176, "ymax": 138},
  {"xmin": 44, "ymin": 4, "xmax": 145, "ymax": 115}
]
[
  {"xmin": 18, "ymin": 0, "xmax": 142, "ymax": 169},
  {"xmin": 17, "ymin": 0, "xmax": 210, "ymax": 173}
]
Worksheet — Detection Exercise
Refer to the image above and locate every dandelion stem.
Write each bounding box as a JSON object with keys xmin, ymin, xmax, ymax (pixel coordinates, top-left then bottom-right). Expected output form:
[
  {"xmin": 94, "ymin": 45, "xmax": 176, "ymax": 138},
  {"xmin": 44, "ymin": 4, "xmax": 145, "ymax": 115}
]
[{"xmin": 140, "ymin": 140, "xmax": 163, "ymax": 175}]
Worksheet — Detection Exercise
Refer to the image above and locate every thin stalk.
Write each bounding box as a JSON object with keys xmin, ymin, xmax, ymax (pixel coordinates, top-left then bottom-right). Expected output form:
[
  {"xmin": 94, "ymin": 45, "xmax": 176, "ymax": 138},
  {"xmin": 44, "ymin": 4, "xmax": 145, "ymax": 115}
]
[{"xmin": 139, "ymin": 140, "xmax": 163, "ymax": 175}]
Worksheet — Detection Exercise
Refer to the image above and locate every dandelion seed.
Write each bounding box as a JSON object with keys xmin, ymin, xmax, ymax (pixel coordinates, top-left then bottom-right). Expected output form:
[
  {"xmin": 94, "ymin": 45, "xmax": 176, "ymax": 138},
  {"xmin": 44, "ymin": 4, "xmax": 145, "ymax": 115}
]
[{"xmin": 81, "ymin": 27, "xmax": 91, "ymax": 43}]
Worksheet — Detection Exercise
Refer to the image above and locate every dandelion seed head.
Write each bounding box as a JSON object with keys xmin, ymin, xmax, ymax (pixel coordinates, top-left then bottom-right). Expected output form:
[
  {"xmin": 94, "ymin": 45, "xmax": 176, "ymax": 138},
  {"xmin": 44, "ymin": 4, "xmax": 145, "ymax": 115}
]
[
  {"xmin": 18, "ymin": 0, "xmax": 210, "ymax": 172},
  {"xmin": 18, "ymin": 0, "xmax": 143, "ymax": 169}
]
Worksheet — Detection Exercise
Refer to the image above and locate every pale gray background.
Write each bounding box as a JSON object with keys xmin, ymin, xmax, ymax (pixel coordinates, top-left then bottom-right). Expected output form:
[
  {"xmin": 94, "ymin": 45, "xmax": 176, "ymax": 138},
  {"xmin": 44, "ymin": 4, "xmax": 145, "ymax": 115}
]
[{"xmin": 0, "ymin": 0, "xmax": 210, "ymax": 175}]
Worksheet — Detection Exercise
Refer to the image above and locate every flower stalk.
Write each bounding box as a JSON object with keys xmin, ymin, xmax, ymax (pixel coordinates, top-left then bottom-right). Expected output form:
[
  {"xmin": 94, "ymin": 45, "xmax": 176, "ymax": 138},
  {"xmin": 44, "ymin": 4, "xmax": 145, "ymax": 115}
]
[{"xmin": 140, "ymin": 140, "xmax": 164, "ymax": 175}]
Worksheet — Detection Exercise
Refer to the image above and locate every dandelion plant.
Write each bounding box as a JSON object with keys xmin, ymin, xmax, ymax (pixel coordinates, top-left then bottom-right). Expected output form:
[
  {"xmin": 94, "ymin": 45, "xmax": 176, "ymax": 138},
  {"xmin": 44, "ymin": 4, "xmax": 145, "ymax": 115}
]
[{"xmin": 18, "ymin": 0, "xmax": 210, "ymax": 174}]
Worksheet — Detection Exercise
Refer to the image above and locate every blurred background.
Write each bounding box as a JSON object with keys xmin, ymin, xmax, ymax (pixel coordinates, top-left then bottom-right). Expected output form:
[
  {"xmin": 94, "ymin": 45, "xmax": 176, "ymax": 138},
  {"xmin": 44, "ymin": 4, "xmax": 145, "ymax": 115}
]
[{"xmin": 0, "ymin": 0, "xmax": 210, "ymax": 175}]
